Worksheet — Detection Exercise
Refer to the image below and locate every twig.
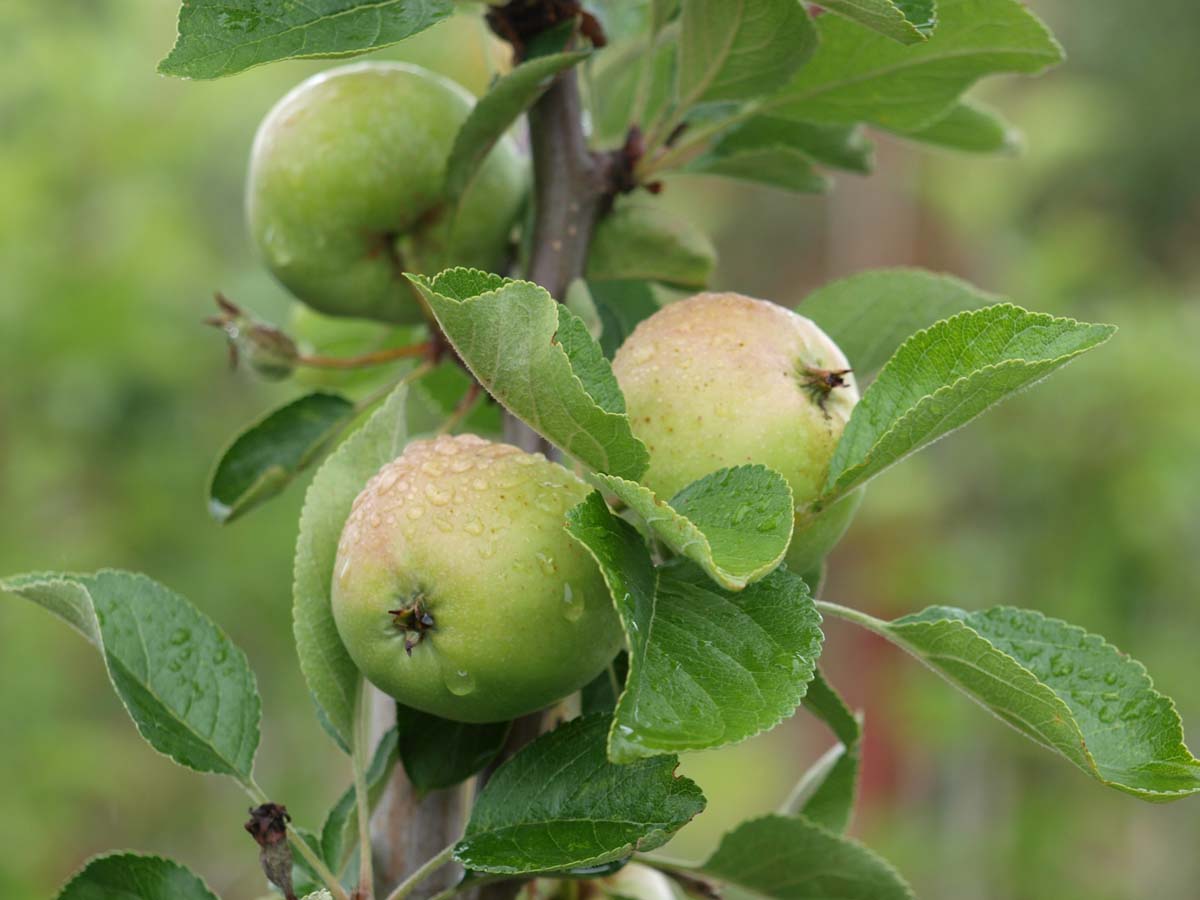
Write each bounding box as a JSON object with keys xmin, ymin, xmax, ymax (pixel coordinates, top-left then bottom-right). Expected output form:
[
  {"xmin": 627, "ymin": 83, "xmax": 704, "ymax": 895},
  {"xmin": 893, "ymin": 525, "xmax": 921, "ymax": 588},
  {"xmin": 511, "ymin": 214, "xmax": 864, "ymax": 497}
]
[
  {"xmin": 383, "ymin": 844, "xmax": 458, "ymax": 900},
  {"xmin": 298, "ymin": 343, "xmax": 433, "ymax": 370}
]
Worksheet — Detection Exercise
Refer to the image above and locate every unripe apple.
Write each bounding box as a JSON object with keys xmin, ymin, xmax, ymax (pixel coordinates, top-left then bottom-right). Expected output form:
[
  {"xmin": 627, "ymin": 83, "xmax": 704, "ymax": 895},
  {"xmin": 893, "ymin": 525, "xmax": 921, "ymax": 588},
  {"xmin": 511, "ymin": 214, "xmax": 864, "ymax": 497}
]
[
  {"xmin": 247, "ymin": 62, "xmax": 525, "ymax": 324},
  {"xmin": 332, "ymin": 435, "xmax": 623, "ymax": 723},
  {"xmin": 611, "ymin": 293, "xmax": 862, "ymax": 574},
  {"xmin": 519, "ymin": 864, "xmax": 679, "ymax": 900}
]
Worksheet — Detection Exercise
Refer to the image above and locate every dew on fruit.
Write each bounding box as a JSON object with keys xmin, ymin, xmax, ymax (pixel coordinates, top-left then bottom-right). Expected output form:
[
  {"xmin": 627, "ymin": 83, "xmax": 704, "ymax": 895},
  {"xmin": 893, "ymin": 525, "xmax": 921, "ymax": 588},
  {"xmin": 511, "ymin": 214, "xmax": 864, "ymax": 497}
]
[
  {"xmin": 536, "ymin": 553, "xmax": 556, "ymax": 576},
  {"xmin": 464, "ymin": 518, "xmax": 485, "ymax": 536},
  {"xmin": 535, "ymin": 491, "xmax": 562, "ymax": 514},
  {"xmin": 339, "ymin": 558, "xmax": 352, "ymax": 580},
  {"xmin": 450, "ymin": 457, "xmax": 474, "ymax": 473},
  {"xmin": 444, "ymin": 668, "xmax": 476, "ymax": 696},
  {"xmin": 478, "ymin": 540, "xmax": 497, "ymax": 560},
  {"xmin": 406, "ymin": 505, "xmax": 425, "ymax": 520},
  {"xmin": 424, "ymin": 483, "xmax": 452, "ymax": 506},
  {"xmin": 369, "ymin": 514, "xmax": 382, "ymax": 528},
  {"xmin": 471, "ymin": 478, "xmax": 489, "ymax": 491},
  {"xmin": 434, "ymin": 515, "xmax": 453, "ymax": 533},
  {"xmin": 421, "ymin": 460, "xmax": 445, "ymax": 477},
  {"xmin": 630, "ymin": 342, "xmax": 655, "ymax": 364},
  {"xmin": 562, "ymin": 583, "xmax": 585, "ymax": 621}
]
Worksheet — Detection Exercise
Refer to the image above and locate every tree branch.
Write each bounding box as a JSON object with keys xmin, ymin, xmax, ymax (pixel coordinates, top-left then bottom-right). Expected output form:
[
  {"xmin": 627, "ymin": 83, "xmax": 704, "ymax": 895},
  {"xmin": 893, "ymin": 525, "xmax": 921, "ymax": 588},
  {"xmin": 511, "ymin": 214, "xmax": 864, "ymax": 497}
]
[
  {"xmin": 526, "ymin": 68, "xmax": 612, "ymax": 300},
  {"xmin": 372, "ymin": 17, "xmax": 613, "ymax": 900}
]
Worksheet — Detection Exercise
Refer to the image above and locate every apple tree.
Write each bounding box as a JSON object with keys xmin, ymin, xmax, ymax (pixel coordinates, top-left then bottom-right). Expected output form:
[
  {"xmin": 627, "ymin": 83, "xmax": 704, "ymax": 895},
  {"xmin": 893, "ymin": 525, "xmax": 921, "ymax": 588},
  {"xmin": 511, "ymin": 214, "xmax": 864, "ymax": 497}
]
[{"xmin": 8, "ymin": 2, "xmax": 1200, "ymax": 900}]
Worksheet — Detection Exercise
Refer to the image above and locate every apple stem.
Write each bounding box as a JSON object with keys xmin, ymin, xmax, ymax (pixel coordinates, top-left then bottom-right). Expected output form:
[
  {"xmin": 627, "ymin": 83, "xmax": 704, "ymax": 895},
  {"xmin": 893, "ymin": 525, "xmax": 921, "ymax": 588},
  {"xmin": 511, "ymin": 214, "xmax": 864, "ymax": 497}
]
[{"xmin": 297, "ymin": 342, "xmax": 433, "ymax": 370}]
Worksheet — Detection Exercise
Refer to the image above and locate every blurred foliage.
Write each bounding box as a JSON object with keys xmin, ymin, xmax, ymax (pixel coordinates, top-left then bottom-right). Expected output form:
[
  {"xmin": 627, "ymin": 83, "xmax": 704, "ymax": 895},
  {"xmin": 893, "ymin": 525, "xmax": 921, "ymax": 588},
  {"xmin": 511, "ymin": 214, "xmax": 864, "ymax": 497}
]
[{"xmin": 1, "ymin": 1, "xmax": 1198, "ymax": 899}]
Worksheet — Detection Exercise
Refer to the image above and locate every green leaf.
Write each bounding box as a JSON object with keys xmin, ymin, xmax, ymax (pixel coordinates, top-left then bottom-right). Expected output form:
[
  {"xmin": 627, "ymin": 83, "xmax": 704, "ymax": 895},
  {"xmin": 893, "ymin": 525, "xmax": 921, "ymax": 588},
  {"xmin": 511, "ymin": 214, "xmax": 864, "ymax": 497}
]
[
  {"xmin": 58, "ymin": 853, "xmax": 218, "ymax": 900},
  {"xmin": 444, "ymin": 50, "xmax": 591, "ymax": 202},
  {"xmin": 652, "ymin": 0, "xmax": 681, "ymax": 33},
  {"xmin": 321, "ymin": 727, "xmax": 399, "ymax": 872},
  {"xmin": 689, "ymin": 814, "xmax": 914, "ymax": 899},
  {"xmin": 678, "ymin": 0, "xmax": 818, "ymax": 106},
  {"xmin": 408, "ymin": 269, "xmax": 650, "ymax": 480},
  {"xmin": 800, "ymin": 268, "xmax": 998, "ymax": 379},
  {"xmin": 566, "ymin": 494, "xmax": 822, "ymax": 763},
  {"xmin": 817, "ymin": 0, "xmax": 936, "ymax": 44},
  {"xmin": 594, "ymin": 466, "xmax": 794, "ymax": 591},
  {"xmin": 395, "ymin": 705, "xmax": 511, "ymax": 792},
  {"xmin": 787, "ymin": 669, "xmax": 862, "ymax": 832},
  {"xmin": 565, "ymin": 280, "xmax": 604, "ymax": 342},
  {"xmin": 711, "ymin": 116, "xmax": 874, "ymax": 173},
  {"xmin": 873, "ymin": 605, "xmax": 1200, "ymax": 800},
  {"xmin": 456, "ymin": 715, "xmax": 705, "ymax": 874},
  {"xmin": 895, "ymin": 98, "xmax": 1021, "ymax": 154},
  {"xmin": 291, "ymin": 826, "xmax": 328, "ymax": 890},
  {"xmin": 588, "ymin": 281, "xmax": 664, "ymax": 359},
  {"xmin": 159, "ymin": 0, "xmax": 453, "ymax": 79},
  {"xmin": 823, "ymin": 304, "xmax": 1116, "ymax": 502},
  {"xmin": 1, "ymin": 571, "xmax": 260, "ymax": 780},
  {"xmin": 772, "ymin": 0, "xmax": 1062, "ymax": 131},
  {"xmin": 586, "ymin": 201, "xmax": 717, "ymax": 289},
  {"xmin": 686, "ymin": 147, "xmax": 830, "ymax": 194},
  {"xmin": 408, "ymin": 361, "xmax": 503, "ymax": 438},
  {"xmin": 582, "ymin": 652, "xmax": 629, "ymax": 717},
  {"xmin": 209, "ymin": 392, "xmax": 356, "ymax": 524},
  {"xmin": 294, "ymin": 385, "xmax": 410, "ymax": 750},
  {"xmin": 591, "ymin": 34, "xmax": 678, "ymax": 145}
]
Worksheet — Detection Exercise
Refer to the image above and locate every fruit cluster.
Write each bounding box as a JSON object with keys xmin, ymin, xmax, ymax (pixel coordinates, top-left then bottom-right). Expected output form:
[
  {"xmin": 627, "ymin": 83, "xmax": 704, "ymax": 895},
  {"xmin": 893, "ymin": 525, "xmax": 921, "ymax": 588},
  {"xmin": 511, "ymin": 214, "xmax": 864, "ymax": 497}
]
[{"xmin": 249, "ymin": 61, "xmax": 860, "ymax": 723}]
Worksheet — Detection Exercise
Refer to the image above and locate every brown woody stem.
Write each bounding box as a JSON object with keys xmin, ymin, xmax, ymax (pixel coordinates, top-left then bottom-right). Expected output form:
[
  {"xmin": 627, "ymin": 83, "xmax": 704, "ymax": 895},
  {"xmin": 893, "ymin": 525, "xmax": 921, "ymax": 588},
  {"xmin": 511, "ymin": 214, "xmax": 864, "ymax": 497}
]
[{"xmin": 371, "ymin": 9, "xmax": 614, "ymax": 900}]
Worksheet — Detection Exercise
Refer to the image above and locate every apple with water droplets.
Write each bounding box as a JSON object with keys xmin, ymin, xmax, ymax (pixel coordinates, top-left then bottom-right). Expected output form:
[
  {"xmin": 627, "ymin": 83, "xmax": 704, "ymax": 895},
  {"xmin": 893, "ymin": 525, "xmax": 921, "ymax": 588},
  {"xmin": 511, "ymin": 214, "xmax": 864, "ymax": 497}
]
[
  {"xmin": 518, "ymin": 863, "xmax": 680, "ymax": 900},
  {"xmin": 247, "ymin": 61, "xmax": 526, "ymax": 324},
  {"xmin": 612, "ymin": 292, "xmax": 862, "ymax": 574},
  {"xmin": 331, "ymin": 434, "xmax": 623, "ymax": 723}
]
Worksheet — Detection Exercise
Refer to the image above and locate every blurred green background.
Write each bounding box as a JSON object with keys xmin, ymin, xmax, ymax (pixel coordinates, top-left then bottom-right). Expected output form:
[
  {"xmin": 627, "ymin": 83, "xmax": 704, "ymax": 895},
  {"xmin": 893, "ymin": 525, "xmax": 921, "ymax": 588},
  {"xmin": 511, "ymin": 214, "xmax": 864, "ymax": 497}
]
[{"xmin": 2, "ymin": 2, "xmax": 1198, "ymax": 898}]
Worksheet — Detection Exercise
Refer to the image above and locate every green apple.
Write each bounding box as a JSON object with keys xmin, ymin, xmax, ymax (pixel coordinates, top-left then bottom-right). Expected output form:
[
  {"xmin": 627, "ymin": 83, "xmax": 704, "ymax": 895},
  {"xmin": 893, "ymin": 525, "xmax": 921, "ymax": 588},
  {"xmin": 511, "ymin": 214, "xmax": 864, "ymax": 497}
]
[
  {"xmin": 247, "ymin": 61, "xmax": 526, "ymax": 324},
  {"xmin": 519, "ymin": 864, "xmax": 679, "ymax": 900},
  {"xmin": 332, "ymin": 434, "xmax": 623, "ymax": 723},
  {"xmin": 611, "ymin": 292, "xmax": 862, "ymax": 574}
]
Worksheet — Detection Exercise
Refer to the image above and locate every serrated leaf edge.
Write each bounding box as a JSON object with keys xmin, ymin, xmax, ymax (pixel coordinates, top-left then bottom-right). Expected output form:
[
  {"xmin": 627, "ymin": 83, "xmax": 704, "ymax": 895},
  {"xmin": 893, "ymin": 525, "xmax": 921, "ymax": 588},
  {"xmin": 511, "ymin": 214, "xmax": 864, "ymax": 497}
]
[
  {"xmin": 207, "ymin": 391, "xmax": 354, "ymax": 525},
  {"xmin": 822, "ymin": 303, "xmax": 1116, "ymax": 502},
  {"xmin": 408, "ymin": 269, "xmax": 650, "ymax": 478},
  {"xmin": 57, "ymin": 850, "xmax": 220, "ymax": 900},
  {"xmin": 594, "ymin": 467, "xmax": 795, "ymax": 591},
  {"xmin": 1, "ymin": 569, "xmax": 261, "ymax": 781},
  {"xmin": 694, "ymin": 813, "xmax": 917, "ymax": 900},
  {"xmin": 887, "ymin": 605, "xmax": 1200, "ymax": 800}
]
